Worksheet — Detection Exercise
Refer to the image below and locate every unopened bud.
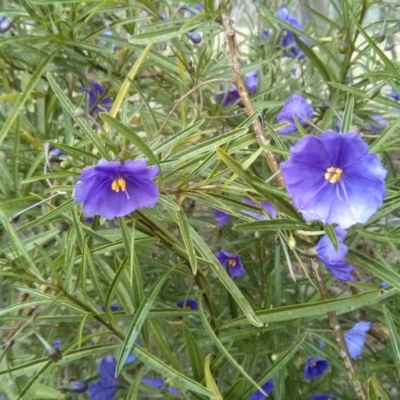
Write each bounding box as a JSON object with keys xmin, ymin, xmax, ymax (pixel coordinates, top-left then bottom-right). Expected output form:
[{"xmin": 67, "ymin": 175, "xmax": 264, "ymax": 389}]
[
  {"xmin": 338, "ymin": 40, "xmax": 348, "ymax": 54},
  {"xmin": 60, "ymin": 159, "xmax": 72, "ymax": 169},
  {"xmin": 366, "ymin": 86, "xmax": 381, "ymax": 99},
  {"xmin": 271, "ymin": 354, "xmax": 278, "ymax": 361},
  {"xmin": 288, "ymin": 234, "xmax": 296, "ymax": 250}
]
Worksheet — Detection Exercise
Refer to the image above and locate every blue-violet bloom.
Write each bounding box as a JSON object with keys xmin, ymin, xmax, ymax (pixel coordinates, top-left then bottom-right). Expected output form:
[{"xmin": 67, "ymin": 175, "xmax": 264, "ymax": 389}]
[
  {"xmin": 52, "ymin": 340, "xmax": 61, "ymax": 349},
  {"xmin": 74, "ymin": 158, "xmax": 160, "ymax": 220},
  {"xmin": 249, "ymin": 379, "xmax": 274, "ymax": 400},
  {"xmin": 88, "ymin": 355, "xmax": 118, "ymax": 400},
  {"xmin": 368, "ymin": 115, "xmax": 387, "ymax": 132},
  {"xmin": 304, "ymin": 357, "xmax": 329, "ymax": 380},
  {"xmin": 276, "ymin": 7, "xmax": 310, "ymax": 59},
  {"xmin": 390, "ymin": 88, "xmax": 399, "ymax": 101},
  {"xmin": 100, "ymin": 304, "xmax": 120, "ymax": 313},
  {"xmin": 82, "ymin": 81, "xmax": 113, "ymax": 113},
  {"xmin": 177, "ymin": 299, "xmax": 199, "ymax": 311},
  {"xmin": 189, "ymin": 32, "xmax": 202, "ymax": 44},
  {"xmin": 0, "ymin": 16, "xmax": 12, "ymax": 34},
  {"xmin": 344, "ymin": 321, "xmax": 370, "ymax": 358},
  {"xmin": 215, "ymin": 70, "xmax": 259, "ymax": 107},
  {"xmin": 214, "ymin": 209, "xmax": 231, "ymax": 227},
  {"xmin": 49, "ymin": 148, "xmax": 65, "ymax": 160},
  {"xmin": 261, "ymin": 28, "xmax": 270, "ymax": 40},
  {"xmin": 310, "ymin": 395, "xmax": 337, "ymax": 400},
  {"xmin": 72, "ymin": 381, "xmax": 89, "ymax": 393},
  {"xmin": 277, "ymin": 94, "xmax": 313, "ymax": 134},
  {"xmin": 142, "ymin": 377, "xmax": 179, "ymax": 395},
  {"xmin": 215, "ymin": 250, "xmax": 246, "ymax": 278},
  {"xmin": 280, "ymin": 130, "xmax": 387, "ymax": 229},
  {"xmin": 316, "ymin": 227, "xmax": 354, "ymax": 281},
  {"xmin": 242, "ymin": 199, "xmax": 277, "ymax": 219}
]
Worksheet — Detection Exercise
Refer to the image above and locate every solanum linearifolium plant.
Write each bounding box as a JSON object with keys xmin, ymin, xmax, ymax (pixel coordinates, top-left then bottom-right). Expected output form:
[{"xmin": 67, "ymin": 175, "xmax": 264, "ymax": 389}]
[{"xmin": 0, "ymin": 0, "xmax": 399, "ymax": 398}]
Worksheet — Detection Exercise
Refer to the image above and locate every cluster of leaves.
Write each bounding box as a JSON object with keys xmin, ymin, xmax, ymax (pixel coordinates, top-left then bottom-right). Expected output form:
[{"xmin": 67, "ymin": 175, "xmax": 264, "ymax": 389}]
[{"xmin": 1, "ymin": 0, "xmax": 400, "ymax": 399}]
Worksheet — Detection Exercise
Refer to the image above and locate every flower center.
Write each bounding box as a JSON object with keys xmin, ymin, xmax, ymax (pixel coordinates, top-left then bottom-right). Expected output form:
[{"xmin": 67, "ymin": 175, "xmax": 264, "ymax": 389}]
[
  {"xmin": 228, "ymin": 259, "xmax": 237, "ymax": 267},
  {"xmin": 324, "ymin": 167, "xmax": 343, "ymax": 183},
  {"xmin": 310, "ymin": 362, "xmax": 316, "ymax": 367},
  {"xmin": 111, "ymin": 177, "xmax": 127, "ymax": 192}
]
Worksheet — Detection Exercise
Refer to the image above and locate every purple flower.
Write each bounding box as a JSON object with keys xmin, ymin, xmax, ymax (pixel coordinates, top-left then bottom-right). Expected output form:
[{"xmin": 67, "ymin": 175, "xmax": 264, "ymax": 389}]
[
  {"xmin": 160, "ymin": 12, "xmax": 167, "ymax": 20},
  {"xmin": 368, "ymin": 115, "xmax": 387, "ymax": 132},
  {"xmin": 74, "ymin": 158, "xmax": 160, "ymax": 220},
  {"xmin": 242, "ymin": 199, "xmax": 277, "ymax": 219},
  {"xmin": 0, "ymin": 16, "xmax": 12, "ymax": 34},
  {"xmin": 280, "ymin": 130, "xmax": 387, "ymax": 229},
  {"xmin": 276, "ymin": 7, "xmax": 310, "ymax": 59},
  {"xmin": 52, "ymin": 340, "xmax": 61, "ymax": 349},
  {"xmin": 177, "ymin": 299, "xmax": 199, "ymax": 310},
  {"xmin": 215, "ymin": 70, "xmax": 259, "ymax": 107},
  {"xmin": 214, "ymin": 209, "xmax": 231, "ymax": 227},
  {"xmin": 390, "ymin": 88, "xmax": 399, "ymax": 101},
  {"xmin": 249, "ymin": 379, "xmax": 274, "ymax": 400},
  {"xmin": 316, "ymin": 227, "xmax": 354, "ymax": 281},
  {"xmin": 49, "ymin": 148, "xmax": 65, "ymax": 160},
  {"xmin": 189, "ymin": 32, "xmax": 202, "ymax": 43},
  {"xmin": 261, "ymin": 28, "xmax": 270, "ymax": 40},
  {"xmin": 100, "ymin": 304, "xmax": 120, "ymax": 312},
  {"xmin": 215, "ymin": 250, "xmax": 246, "ymax": 278},
  {"xmin": 141, "ymin": 377, "xmax": 179, "ymax": 395},
  {"xmin": 82, "ymin": 81, "xmax": 113, "ymax": 113},
  {"xmin": 88, "ymin": 355, "xmax": 118, "ymax": 400},
  {"xmin": 317, "ymin": 339, "xmax": 326, "ymax": 348},
  {"xmin": 310, "ymin": 395, "xmax": 337, "ymax": 400},
  {"xmin": 380, "ymin": 281, "xmax": 389, "ymax": 288},
  {"xmin": 304, "ymin": 357, "xmax": 329, "ymax": 380},
  {"xmin": 277, "ymin": 94, "xmax": 313, "ymax": 134},
  {"xmin": 344, "ymin": 321, "xmax": 370, "ymax": 358},
  {"xmin": 72, "ymin": 381, "xmax": 88, "ymax": 393}
]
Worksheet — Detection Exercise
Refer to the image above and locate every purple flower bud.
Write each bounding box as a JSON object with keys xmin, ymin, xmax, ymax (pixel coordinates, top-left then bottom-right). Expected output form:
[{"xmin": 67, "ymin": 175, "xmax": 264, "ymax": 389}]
[
  {"xmin": 0, "ymin": 16, "xmax": 12, "ymax": 34},
  {"xmin": 72, "ymin": 380, "xmax": 88, "ymax": 393},
  {"xmin": 189, "ymin": 32, "xmax": 202, "ymax": 44},
  {"xmin": 261, "ymin": 28, "xmax": 270, "ymax": 40}
]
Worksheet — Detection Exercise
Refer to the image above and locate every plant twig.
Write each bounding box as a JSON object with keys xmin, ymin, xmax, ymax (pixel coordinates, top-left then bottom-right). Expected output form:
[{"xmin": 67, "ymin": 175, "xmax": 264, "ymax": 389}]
[
  {"xmin": 310, "ymin": 258, "xmax": 366, "ymax": 400},
  {"xmin": 218, "ymin": 0, "xmax": 284, "ymax": 187}
]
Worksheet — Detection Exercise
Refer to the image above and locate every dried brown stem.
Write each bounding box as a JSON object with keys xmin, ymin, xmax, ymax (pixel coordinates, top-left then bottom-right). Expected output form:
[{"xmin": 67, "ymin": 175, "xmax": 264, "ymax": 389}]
[
  {"xmin": 218, "ymin": 0, "xmax": 284, "ymax": 187},
  {"xmin": 310, "ymin": 258, "xmax": 366, "ymax": 400}
]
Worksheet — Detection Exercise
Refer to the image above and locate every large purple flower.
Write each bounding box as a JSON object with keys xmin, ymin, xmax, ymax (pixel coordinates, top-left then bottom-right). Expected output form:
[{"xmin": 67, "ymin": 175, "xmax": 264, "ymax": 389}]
[
  {"xmin": 215, "ymin": 70, "xmax": 259, "ymax": 107},
  {"xmin": 250, "ymin": 379, "xmax": 274, "ymax": 400},
  {"xmin": 344, "ymin": 321, "xmax": 370, "ymax": 358},
  {"xmin": 88, "ymin": 356, "xmax": 118, "ymax": 400},
  {"xmin": 277, "ymin": 94, "xmax": 313, "ymax": 134},
  {"xmin": 316, "ymin": 227, "xmax": 354, "ymax": 281},
  {"xmin": 280, "ymin": 130, "xmax": 387, "ymax": 229},
  {"xmin": 74, "ymin": 159, "xmax": 160, "ymax": 220},
  {"xmin": 242, "ymin": 199, "xmax": 277, "ymax": 219},
  {"xmin": 276, "ymin": 7, "xmax": 310, "ymax": 59},
  {"xmin": 215, "ymin": 250, "xmax": 246, "ymax": 278},
  {"xmin": 82, "ymin": 81, "xmax": 113, "ymax": 113},
  {"xmin": 304, "ymin": 358, "xmax": 329, "ymax": 380}
]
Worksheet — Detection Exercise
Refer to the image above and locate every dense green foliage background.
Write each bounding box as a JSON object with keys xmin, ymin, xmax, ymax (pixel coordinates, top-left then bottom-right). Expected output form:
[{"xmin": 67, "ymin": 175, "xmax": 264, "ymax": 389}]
[{"xmin": 1, "ymin": 0, "xmax": 400, "ymax": 398}]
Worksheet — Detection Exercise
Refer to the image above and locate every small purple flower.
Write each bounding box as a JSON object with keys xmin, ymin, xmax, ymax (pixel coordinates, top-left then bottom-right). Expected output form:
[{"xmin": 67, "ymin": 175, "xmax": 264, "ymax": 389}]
[
  {"xmin": 390, "ymin": 88, "xmax": 399, "ymax": 101},
  {"xmin": 215, "ymin": 70, "xmax": 259, "ymax": 107},
  {"xmin": 277, "ymin": 94, "xmax": 313, "ymax": 134},
  {"xmin": 380, "ymin": 281, "xmax": 389, "ymax": 288},
  {"xmin": 317, "ymin": 339, "xmax": 326, "ymax": 348},
  {"xmin": 160, "ymin": 12, "xmax": 167, "ymax": 20},
  {"xmin": 177, "ymin": 299, "xmax": 199, "ymax": 310},
  {"xmin": 74, "ymin": 158, "xmax": 160, "ymax": 220},
  {"xmin": 0, "ymin": 16, "xmax": 12, "ymax": 34},
  {"xmin": 304, "ymin": 357, "xmax": 329, "ymax": 380},
  {"xmin": 82, "ymin": 81, "xmax": 113, "ymax": 113},
  {"xmin": 368, "ymin": 115, "xmax": 387, "ymax": 132},
  {"xmin": 310, "ymin": 395, "xmax": 337, "ymax": 400},
  {"xmin": 215, "ymin": 250, "xmax": 246, "ymax": 278},
  {"xmin": 249, "ymin": 379, "xmax": 274, "ymax": 400},
  {"xmin": 88, "ymin": 355, "xmax": 118, "ymax": 400},
  {"xmin": 100, "ymin": 304, "xmax": 120, "ymax": 312},
  {"xmin": 49, "ymin": 148, "xmax": 65, "ymax": 160},
  {"xmin": 261, "ymin": 28, "xmax": 270, "ymax": 40},
  {"xmin": 142, "ymin": 377, "xmax": 179, "ymax": 395},
  {"xmin": 72, "ymin": 381, "xmax": 88, "ymax": 393},
  {"xmin": 280, "ymin": 130, "xmax": 387, "ymax": 229},
  {"xmin": 189, "ymin": 32, "xmax": 202, "ymax": 44},
  {"xmin": 52, "ymin": 340, "xmax": 61, "ymax": 350},
  {"xmin": 214, "ymin": 209, "xmax": 231, "ymax": 227},
  {"xmin": 242, "ymin": 199, "xmax": 277, "ymax": 219},
  {"xmin": 276, "ymin": 7, "xmax": 310, "ymax": 59},
  {"xmin": 344, "ymin": 321, "xmax": 370, "ymax": 358},
  {"xmin": 316, "ymin": 227, "xmax": 354, "ymax": 282}
]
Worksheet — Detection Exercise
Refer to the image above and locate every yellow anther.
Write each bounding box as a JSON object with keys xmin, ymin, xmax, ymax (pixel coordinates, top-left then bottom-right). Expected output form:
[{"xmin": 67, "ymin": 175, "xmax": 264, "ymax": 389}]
[
  {"xmin": 111, "ymin": 177, "xmax": 127, "ymax": 192},
  {"xmin": 228, "ymin": 259, "xmax": 237, "ymax": 267},
  {"xmin": 111, "ymin": 180, "xmax": 120, "ymax": 192},
  {"xmin": 117, "ymin": 178, "xmax": 126, "ymax": 191},
  {"xmin": 324, "ymin": 167, "xmax": 343, "ymax": 184}
]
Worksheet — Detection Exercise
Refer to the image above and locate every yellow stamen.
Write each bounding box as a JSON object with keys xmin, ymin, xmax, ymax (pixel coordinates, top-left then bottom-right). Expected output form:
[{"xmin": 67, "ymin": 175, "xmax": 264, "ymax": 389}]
[
  {"xmin": 228, "ymin": 259, "xmax": 237, "ymax": 267},
  {"xmin": 111, "ymin": 177, "xmax": 127, "ymax": 192},
  {"xmin": 324, "ymin": 167, "xmax": 343, "ymax": 184}
]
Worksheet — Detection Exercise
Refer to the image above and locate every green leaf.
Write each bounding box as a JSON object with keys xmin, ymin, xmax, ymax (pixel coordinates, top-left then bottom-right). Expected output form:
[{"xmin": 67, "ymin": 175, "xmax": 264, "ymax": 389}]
[
  {"xmin": 323, "ymin": 224, "xmax": 339, "ymax": 251},
  {"xmin": 100, "ymin": 114, "xmax": 158, "ymax": 165},
  {"xmin": 183, "ymin": 325, "xmax": 204, "ymax": 382},
  {"xmin": 204, "ymin": 354, "xmax": 223, "ymax": 400},
  {"xmin": 116, "ymin": 268, "xmax": 174, "ymax": 375},
  {"xmin": 369, "ymin": 114, "xmax": 400, "ymax": 153},
  {"xmin": 383, "ymin": 306, "xmax": 400, "ymax": 380},
  {"xmin": 233, "ymin": 219, "xmax": 310, "ymax": 232},
  {"xmin": 341, "ymin": 94, "xmax": 354, "ymax": 132}
]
